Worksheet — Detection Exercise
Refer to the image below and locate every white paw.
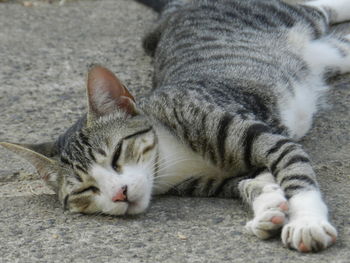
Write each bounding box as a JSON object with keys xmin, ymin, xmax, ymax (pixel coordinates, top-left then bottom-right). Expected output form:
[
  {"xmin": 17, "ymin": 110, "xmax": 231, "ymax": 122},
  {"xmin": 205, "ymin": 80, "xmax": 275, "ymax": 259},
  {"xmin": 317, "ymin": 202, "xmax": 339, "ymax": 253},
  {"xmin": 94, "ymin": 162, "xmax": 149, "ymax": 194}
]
[
  {"xmin": 281, "ymin": 217, "xmax": 337, "ymax": 252},
  {"xmin": 245, "ymin": 209, "xmax": 287, "ymax": 239},
  {"xmin": 245, "ymin": 184, "xmax": 289, "ymax": 239}
]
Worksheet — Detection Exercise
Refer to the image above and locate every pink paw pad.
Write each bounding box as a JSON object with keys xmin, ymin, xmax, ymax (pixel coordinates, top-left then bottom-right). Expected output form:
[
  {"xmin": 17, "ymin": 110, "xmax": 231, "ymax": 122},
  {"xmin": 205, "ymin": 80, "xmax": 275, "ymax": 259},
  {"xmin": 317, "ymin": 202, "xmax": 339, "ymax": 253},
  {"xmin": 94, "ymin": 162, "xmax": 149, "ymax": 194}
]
[
  {"xmin": 299, "ymin": 242, "xmax": 310, "ymax": 253},
  {"xmin": 279, "ymin": 202, "xmax": 289, "ymax": 211},
  {"xmin": 271, "ymin": 216, "xmax": 285, "ymax": 225}
]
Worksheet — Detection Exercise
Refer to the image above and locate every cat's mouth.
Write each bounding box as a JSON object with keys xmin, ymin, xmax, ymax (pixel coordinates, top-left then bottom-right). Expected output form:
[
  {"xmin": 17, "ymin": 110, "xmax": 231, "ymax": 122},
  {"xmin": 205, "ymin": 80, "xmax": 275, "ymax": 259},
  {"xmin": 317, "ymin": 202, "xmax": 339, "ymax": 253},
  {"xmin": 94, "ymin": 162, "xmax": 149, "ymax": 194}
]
[{"xmin": 105, "ymin": 197, "xmax": 147, "ymax": 215}]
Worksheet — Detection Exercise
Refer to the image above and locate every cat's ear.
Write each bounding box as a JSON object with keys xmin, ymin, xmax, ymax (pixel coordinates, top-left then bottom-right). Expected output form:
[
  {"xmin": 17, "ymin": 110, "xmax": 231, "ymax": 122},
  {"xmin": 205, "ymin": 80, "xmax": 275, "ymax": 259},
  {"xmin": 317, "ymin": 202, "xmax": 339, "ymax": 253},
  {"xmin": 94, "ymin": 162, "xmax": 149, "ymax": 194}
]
[
  {"xmin": 86, "ymin": 65, "xmax": 137, "ymax": 121},
  {"xmin": 0, "ymin": 142, "xmax": 59, "ymax": 191},
  {"xmin": 20, "ymin": 141, "xmax": 58, "ymax": 157}
]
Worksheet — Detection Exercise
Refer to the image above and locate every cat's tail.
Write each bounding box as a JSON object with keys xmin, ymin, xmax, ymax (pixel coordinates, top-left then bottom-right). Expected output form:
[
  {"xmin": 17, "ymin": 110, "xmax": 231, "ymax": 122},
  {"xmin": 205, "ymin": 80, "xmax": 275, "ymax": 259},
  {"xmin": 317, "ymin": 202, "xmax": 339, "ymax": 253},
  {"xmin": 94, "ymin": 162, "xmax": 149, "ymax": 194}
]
[
  {"xmin": 136, "ymin": 0, "xmax": 184, "ymax": 56},
  {"xmin": 135, "ymin": 0, "xmax": 184, "ymax": 14},
  {"xmin": 134, "ymin": 0, "xmax": 172, "ymax": 13}
]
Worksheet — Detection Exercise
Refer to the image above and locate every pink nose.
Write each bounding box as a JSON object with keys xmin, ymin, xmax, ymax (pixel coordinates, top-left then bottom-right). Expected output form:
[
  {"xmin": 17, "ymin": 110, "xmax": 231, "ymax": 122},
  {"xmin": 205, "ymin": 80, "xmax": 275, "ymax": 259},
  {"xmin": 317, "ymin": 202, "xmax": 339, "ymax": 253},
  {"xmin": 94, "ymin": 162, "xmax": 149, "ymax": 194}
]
[{"xmin": 112, "ymin": 185, "xmax": 128, "ymax": 202}]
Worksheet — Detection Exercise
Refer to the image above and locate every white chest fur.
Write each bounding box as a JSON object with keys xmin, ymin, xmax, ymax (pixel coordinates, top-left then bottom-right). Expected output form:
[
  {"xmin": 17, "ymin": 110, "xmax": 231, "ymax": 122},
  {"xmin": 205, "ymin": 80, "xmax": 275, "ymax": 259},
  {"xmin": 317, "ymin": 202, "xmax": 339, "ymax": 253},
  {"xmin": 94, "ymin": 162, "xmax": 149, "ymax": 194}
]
[{"xmin": 152, "ymin": 126, "xmax": 221, "ymax": 195}]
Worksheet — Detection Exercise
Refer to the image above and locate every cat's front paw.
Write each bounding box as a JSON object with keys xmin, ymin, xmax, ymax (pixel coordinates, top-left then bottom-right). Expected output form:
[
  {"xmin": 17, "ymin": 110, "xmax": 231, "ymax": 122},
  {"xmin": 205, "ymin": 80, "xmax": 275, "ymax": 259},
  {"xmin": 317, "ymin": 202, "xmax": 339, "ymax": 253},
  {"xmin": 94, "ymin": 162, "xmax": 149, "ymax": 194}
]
[
  {"xmin": 245, "ymin": 207, "xmax": 287, "ymax": 239},
  {"xmin": 281, "ymin": 217, "xmax": 337, "ymax": 252},
  {"xmin": 245, "ymin": 184, "xmax": 289, "ymax": 239}
]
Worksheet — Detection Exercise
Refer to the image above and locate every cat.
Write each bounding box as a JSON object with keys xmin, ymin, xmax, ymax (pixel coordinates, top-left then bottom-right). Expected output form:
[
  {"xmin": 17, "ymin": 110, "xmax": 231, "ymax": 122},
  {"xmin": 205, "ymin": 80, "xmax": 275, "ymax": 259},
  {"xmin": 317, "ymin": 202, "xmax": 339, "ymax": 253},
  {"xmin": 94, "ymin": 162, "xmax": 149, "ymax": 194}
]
[{"xmin": 2, "ymin": 0, "xmax": 350, "ymax": 253}]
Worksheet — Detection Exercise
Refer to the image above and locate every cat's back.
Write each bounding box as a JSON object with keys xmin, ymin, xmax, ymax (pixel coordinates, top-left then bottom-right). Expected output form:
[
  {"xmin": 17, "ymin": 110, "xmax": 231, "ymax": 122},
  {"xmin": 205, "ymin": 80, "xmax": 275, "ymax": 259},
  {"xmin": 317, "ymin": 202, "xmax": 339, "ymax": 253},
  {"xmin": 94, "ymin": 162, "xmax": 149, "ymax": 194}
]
[{"xmin": 153, "ymin": 0, "xmax": 324, "ymax": 88}]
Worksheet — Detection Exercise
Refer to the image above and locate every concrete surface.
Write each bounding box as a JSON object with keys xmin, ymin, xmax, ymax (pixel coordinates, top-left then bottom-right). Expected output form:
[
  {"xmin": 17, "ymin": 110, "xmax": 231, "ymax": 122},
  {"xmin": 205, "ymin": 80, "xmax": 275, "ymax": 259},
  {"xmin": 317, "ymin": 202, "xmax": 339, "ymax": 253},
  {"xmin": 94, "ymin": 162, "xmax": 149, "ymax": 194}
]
[{"xmin": 0, "ymin": 0, "xmax": 349, "ymax": 262}]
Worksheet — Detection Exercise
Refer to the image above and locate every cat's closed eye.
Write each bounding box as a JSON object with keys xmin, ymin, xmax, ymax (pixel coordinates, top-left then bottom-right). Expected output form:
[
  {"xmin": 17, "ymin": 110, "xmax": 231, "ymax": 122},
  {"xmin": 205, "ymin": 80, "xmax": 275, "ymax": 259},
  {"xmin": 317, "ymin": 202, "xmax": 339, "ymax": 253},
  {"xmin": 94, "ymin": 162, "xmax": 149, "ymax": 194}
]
[
  {"xmin": 72, "ymin": 186, "xmax": 100, "ymax": 195},
  {"xmin": 112, "ymin": 142, "xmax": 123, "ymax": 172}
]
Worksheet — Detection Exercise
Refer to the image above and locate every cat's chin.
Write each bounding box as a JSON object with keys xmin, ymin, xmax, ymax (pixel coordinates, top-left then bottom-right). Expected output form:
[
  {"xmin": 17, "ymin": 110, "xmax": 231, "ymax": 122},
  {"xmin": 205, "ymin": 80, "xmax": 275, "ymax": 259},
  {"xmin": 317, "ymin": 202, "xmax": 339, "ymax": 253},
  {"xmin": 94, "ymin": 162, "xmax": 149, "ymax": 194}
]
[
  {"xmin": 126, "ymin": 195, "xmax": 151, "ymax": 215},
  {"xmin": 126, "ymin": 204, "xmax": 146, "ymax": 215},
  {"xmin": 100, "ymin": 203, "xmax": 129, "ymax": 216},
  {"xmin": 97, "ymin": 196, "xmax": 150, "ymax": 216},
  {"xmin": 102, "ymin": 202, "xmax": 146, "ymax": 216}
]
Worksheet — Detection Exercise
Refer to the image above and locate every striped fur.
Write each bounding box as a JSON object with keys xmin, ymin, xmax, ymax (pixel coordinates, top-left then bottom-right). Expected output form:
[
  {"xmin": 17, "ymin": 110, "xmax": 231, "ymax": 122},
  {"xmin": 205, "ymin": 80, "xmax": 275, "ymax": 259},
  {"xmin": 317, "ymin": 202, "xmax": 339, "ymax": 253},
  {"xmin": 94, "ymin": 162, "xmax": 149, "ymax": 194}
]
[
  {"xmin": 137, "ymin": 0, "xmax": 349, "ymax": 198},
  {"xmin": 137, "ymin": 0, "xmax": 349, "ymax": 251}
]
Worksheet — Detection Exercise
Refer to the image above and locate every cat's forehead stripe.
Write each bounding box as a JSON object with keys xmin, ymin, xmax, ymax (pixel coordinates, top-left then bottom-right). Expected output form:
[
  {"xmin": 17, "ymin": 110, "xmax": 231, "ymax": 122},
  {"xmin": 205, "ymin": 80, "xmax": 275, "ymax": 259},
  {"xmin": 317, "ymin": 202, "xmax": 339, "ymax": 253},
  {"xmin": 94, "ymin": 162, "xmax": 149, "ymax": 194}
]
[
  {"xmin": 73, "ymin": 172, "xmax": 84, "ymax": 182},
  {"xmin": 75, "ymin": 164, "xmax": 87, "ymax": 174},
  {"xmin": 97, "ymin": 148, "xmax": 107, "ymax": 156},
  {"xmin": 123, "ymin": 127, "xmax": 153, "ymax": 140},
  {"xmin": 88, "ymin": 148, "xmax": 97, "ymax": 162},
  {"xmin": 78, "ymin": 131, "xmax": 92, "ymax": 148}
]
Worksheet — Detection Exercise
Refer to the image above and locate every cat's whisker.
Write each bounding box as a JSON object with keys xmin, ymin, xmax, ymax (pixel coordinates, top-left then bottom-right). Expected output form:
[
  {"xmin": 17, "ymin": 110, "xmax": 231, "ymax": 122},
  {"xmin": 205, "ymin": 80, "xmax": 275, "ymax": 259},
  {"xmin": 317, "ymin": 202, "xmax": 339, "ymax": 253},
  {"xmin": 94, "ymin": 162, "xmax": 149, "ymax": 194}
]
[
  {"xmin": 153, "ymin": 180, "xmax": 175, "ymax": 189},
  {"xmin": 151, "ymin": 172, "xmax": 182, "ymax": 179},
  {"xmin": 150, "ymin": 156, "xmax": 199, "ymax": 172},
  {"xmin": 142, "ymin": 156, "xmax": 191, "ymax": 172}
]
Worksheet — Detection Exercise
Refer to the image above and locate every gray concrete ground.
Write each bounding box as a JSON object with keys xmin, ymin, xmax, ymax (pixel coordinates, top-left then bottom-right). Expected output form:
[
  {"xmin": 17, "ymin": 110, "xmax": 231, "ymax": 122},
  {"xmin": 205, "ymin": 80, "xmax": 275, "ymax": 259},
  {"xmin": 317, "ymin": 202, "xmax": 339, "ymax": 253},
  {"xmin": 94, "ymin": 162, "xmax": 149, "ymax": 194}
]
[{"xmin": 0, "ymin": 0, "xmax": 349, "ymax": 262}]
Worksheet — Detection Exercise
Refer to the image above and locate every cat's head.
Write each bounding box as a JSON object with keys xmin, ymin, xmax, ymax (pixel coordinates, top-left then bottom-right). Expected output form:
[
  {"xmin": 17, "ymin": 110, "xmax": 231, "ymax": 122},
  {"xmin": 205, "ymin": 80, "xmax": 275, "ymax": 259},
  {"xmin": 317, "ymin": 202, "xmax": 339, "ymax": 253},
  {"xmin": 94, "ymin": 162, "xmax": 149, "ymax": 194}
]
[{"xmin": 0, "ymin": 66, "xmax": 158, "ymax": 215}]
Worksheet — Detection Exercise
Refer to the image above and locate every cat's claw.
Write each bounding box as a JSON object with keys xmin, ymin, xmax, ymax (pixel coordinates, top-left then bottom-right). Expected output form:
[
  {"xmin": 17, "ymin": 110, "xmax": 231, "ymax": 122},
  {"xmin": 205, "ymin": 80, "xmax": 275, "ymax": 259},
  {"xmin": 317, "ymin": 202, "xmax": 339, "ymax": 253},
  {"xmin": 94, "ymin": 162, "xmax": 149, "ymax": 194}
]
[
  {"xmin": 281, "ymin": 217, "xmax": 337, "ymax": 252},
  {"xmin": 245, "ymin": 184, "xmax": 288, "ymax": 239}
]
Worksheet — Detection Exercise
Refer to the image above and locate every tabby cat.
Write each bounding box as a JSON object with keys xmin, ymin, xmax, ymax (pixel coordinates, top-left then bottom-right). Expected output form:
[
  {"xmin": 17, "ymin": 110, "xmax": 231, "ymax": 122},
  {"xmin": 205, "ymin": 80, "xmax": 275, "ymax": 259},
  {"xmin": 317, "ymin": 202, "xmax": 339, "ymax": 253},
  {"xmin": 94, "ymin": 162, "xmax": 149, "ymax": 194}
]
[{"xmin": 2, "ymin": 0, "xmax": 350, "ymax": 252}]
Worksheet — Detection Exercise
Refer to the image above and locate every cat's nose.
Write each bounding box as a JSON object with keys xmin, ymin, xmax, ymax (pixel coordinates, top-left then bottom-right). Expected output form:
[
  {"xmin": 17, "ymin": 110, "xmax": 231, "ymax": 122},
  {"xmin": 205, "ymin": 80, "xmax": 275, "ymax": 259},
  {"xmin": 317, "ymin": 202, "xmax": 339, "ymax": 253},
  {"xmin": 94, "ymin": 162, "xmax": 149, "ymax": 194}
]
[{"xmin": 112, "ymin": 185, "xmax": 128, "ymax": 202}]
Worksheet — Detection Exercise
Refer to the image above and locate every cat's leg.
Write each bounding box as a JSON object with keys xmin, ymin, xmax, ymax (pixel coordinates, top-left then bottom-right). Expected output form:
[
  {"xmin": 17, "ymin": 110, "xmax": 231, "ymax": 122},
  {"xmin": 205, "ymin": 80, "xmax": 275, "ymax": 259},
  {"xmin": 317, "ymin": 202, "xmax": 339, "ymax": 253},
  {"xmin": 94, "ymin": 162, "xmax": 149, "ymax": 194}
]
[
  {"xmin": 279, "ymin": 81, "xmax": 323, "ymax": 140},
  {"xmin": 250, "ymin": 131, "xmax": 337, "ymax": 252},
  {"xmin": 303, "ymin": 36, "xmax": 350, "ymax": 76},
  {"xmin": 281, "ymin": 190, "xmax": 337, "ymax": 252},
  {"xmin": 146, "ymin": 93, "xmax": 337, "ymax": 252},
  {"xmin": 239, "ymin": 171, "xmax": 289, "ymax": 239},
  {"xmin": 303, "ymin": 0, "xmax": 350, "ymax": 24},
  {"xmin": 281, "ymin": 34, "xmax": 350, "ymax": 140}
]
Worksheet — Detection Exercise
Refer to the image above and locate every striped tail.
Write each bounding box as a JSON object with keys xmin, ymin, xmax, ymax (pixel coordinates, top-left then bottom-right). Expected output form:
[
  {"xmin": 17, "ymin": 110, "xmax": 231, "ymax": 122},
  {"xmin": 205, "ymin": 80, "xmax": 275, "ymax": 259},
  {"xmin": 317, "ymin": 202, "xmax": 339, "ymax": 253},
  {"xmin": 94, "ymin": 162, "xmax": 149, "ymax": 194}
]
[{"xmin": 134, "ymin": 0, "xmax": 173, "ymax": 13}]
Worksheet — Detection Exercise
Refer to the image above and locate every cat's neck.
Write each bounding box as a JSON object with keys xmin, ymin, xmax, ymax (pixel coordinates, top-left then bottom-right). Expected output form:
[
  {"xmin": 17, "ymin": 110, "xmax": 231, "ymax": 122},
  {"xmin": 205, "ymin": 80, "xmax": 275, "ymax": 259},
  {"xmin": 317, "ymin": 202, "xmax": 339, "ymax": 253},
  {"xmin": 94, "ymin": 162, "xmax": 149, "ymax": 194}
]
[{"xmin": 152, "ymin": 124, "xmax": 220, "ymax": 195}]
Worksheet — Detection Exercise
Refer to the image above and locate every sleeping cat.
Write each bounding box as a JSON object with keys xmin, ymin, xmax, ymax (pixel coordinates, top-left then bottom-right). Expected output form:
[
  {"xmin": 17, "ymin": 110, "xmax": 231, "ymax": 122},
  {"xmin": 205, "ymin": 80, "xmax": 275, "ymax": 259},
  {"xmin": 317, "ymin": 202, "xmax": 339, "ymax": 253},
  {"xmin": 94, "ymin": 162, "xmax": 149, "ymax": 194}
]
[{"xmin": 2, "ymin": 0, "xmax": 350, "ymax": 253}]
